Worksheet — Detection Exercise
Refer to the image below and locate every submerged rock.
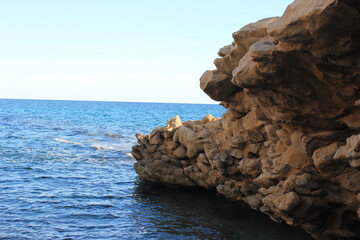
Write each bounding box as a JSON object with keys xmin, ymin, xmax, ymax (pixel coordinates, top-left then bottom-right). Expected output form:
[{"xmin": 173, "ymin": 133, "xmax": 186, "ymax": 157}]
[{"xmin": 132, "ymin": 0, "xmax": 360, "ymax": 239}]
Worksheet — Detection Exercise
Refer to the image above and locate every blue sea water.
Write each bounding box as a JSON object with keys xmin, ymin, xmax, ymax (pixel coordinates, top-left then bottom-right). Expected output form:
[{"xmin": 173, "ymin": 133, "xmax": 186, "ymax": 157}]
[{"xmin": 0, "ymin": 99, "xmax": 313, "ymax": 240}]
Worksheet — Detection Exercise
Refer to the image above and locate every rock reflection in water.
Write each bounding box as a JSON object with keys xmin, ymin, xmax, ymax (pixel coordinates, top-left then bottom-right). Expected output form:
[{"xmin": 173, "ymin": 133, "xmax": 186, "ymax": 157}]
[{"xmin": 132, "ymin": 180, "xmax": 313, "ymax": 240}]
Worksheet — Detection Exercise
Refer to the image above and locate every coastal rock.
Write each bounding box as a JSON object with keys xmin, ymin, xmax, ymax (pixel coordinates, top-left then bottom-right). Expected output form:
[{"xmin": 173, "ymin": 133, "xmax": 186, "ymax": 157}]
[
  {"xmin": 132, "ymin": 0, "xmax": 360, "ymax": 239},
  {"xmin": 200, "ymin": 70, "xmax": 239, "ymax": 101}
]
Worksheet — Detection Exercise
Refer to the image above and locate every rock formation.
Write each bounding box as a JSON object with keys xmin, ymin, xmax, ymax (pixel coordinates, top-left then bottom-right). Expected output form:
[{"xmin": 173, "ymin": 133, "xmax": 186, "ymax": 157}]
[{"xmin": 132, "ymin": 0, "xmax": 360, "ymax": 239}]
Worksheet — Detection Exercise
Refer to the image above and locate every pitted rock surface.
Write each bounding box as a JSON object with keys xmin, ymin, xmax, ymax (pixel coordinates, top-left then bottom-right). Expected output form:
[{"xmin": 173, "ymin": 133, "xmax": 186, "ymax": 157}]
[{"xmin": 132, "ymin": 0, "xmax": 360, "ymax": 239}]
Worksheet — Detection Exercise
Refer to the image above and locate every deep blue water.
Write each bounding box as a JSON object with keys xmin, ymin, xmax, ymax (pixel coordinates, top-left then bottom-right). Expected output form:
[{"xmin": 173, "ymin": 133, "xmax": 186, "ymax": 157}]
[{"xmin": 0, "ymin": 99, "xmax": 313, "ymax": 240}]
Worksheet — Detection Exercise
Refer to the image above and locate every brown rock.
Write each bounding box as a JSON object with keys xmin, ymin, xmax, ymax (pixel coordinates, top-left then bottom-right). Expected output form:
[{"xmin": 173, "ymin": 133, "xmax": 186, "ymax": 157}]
[
  {"xmin": 312, "ymin": 142, "xmax": 342, "ymax": 169},
  {"xmin": 272, "ymin": 192, "xmax": 301, "ymax": 212},
  {"xmin": 176, "ymin": 126, "xmax": 203, "ymax": 158},
  {"xmin": 339, "ymin": 110, "xmax": 360, "ymax": 129},
  {"xmin": 200, "ymin": 70, "xmax": 240, "ymax": 101},
  {"xmin": 238, "ymin": 158, "xmax": 262, "ymax": 177},
  {"xmin": 173, "ymin": 146, "xmax": 187, "ymax": 159},
  {"xmin": 166, "ymin": 115, "xmax": 182, "ymax": 130},
  {"xmin": 132, "ymin": 1, "xmax": 360, "ymax": 239},
  {"xmin": 334, "ymin": 134, "xmax": 360, "ymax": 160}
]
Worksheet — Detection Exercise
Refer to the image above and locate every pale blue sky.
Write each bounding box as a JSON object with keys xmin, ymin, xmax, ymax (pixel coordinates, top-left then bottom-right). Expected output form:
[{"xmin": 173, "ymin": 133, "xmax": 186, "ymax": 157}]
[{"xmin": 0, "ymin": 0, "xmax": 293, "ymax": 104}]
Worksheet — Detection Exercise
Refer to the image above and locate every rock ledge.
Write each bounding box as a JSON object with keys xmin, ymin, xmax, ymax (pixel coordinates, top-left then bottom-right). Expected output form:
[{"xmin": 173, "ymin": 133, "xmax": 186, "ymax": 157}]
[{"xmin": 132, "ymin": 0, "xmax": 360, "ymax": 239}]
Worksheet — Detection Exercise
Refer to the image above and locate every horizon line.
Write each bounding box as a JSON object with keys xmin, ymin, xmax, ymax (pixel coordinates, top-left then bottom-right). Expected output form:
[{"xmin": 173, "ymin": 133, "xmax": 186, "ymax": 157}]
[{"xmin": 0, "ymin": 97, "xmax": 220, "ymax": 105}]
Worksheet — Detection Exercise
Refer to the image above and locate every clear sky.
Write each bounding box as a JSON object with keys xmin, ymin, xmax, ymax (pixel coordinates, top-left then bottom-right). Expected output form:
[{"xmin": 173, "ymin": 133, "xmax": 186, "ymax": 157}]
[{"xmin": 0, "ymin": 0, "xmax": 293, "ymax": 104}]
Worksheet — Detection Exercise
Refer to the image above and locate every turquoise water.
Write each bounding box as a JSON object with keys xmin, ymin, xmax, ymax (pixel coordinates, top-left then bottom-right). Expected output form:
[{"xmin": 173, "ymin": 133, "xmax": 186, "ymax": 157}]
[{"xmin": 0, "ymin": 99, "xmax": 312, "ymax": 239}]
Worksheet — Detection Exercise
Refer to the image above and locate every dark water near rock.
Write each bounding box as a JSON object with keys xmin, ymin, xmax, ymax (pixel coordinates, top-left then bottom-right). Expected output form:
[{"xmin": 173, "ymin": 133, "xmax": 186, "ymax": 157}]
[{"xmin": 0, "ymin": 99, "xmax": 313, "ymax": 239}]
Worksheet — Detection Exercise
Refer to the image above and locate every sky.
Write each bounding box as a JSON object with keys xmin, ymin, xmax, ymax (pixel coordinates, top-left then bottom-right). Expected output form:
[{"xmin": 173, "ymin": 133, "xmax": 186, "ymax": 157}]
[{"xmin": 0, "ymin": 0, "xmax": 294, "ymax": 104}]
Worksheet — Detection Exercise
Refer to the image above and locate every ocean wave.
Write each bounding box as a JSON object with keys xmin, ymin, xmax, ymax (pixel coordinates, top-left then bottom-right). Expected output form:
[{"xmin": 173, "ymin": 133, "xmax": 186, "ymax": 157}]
[
  {"xmin": 104, "ymin": 132, "xmax": 123, "ymax": 138},
  {"xmin": 5, "ymin": 134, "xmax": 25, "ymax": 139},
  {"xmin": 91, "ymin": 144, "xmax": 118, "ymax": 152},
  {"xmin": 91, "ymin": 144, "xmax": 134, "ymax": 156},
  {"xmin": 48, "ymin": 153, "xmax": 68, "ymax": 157},
  {"xmin": 54, "ymin": 138, "xmax": 81, "ymax": 145},
  {"xmin": 126, "ymin": 153, "xmax": 134, "ymax": 159},
  {"xmin": 67, "ymin": 213, "xmax": 118, "ymax": 220}
]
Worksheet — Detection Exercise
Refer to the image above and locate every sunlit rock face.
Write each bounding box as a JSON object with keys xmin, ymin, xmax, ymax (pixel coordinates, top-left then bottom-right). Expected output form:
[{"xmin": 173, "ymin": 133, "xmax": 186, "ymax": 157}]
[{"xmin": 132, "ymin": 0, "xmax": 360, "ymax": 239}]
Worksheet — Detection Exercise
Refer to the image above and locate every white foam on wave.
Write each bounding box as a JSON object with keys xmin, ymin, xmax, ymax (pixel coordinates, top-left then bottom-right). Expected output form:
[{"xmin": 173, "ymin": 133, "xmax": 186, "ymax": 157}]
[
  {"xmin": 91, "ymin": 144, "xmax": 134, "ymax": 158},
  {"xmin": 126, "ymin": 153, "xmax": 134, "ymax": 159},
  {"xmin": 91, "ymin": 144, "xmax": 118, "ymax": 152},
  {"xmin": 54, "ymin": 138, "xmax": 81, "ymax": 145},
  {"xmin": 49, "ymin": 153, "xmax": 68, "ymax": 157},
  {"xmin": 104, "ymin": 133, "xmax": 123, "ymax": 138}
]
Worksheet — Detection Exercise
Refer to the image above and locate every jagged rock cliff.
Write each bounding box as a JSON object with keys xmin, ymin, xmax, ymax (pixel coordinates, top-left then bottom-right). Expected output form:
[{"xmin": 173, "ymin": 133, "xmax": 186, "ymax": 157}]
[{"xmin": 132, "ymin": 0, "xmax": 360, "ymax": 239}]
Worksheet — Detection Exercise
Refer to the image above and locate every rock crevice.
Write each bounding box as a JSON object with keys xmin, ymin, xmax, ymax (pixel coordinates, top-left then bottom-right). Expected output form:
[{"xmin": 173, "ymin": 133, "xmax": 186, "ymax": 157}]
[{"xmin": 132, "ymin": 0, "xmax": 360, "ymax": 239}]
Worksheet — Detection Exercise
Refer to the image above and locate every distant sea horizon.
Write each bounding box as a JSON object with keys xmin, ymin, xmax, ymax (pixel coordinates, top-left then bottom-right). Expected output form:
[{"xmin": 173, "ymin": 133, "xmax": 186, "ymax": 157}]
[{"xmin": 0, "ymin": 97, "xmax": 219, "ymax": 105}]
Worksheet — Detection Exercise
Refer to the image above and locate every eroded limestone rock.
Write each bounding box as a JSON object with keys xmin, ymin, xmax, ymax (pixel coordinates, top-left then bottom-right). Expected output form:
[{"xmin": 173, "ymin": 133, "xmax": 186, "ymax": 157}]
[{"xmin": 132, "ymin": 0, "xmax": 360, "ymax": 239}]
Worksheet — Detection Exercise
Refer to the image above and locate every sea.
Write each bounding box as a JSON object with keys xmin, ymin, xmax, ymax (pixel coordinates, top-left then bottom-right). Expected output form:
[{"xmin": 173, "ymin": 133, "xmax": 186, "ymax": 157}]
[{"xmin": 0, "ymin": 99, "xmax": 313, "ymax": 240}]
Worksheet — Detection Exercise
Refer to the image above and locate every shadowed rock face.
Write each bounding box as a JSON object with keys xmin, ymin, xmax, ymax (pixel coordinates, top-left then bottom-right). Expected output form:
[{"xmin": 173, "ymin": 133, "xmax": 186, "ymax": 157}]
[{"xmin": 132, "ymin": 0, "xmax": 360, "ymax": 239}]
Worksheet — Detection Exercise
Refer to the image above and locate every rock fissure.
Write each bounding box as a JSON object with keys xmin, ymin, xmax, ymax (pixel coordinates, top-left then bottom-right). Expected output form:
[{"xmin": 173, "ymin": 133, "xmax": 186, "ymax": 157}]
[{"xmin": 132, "ymin": 0, "xmax": 360, "ymax": 239}]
